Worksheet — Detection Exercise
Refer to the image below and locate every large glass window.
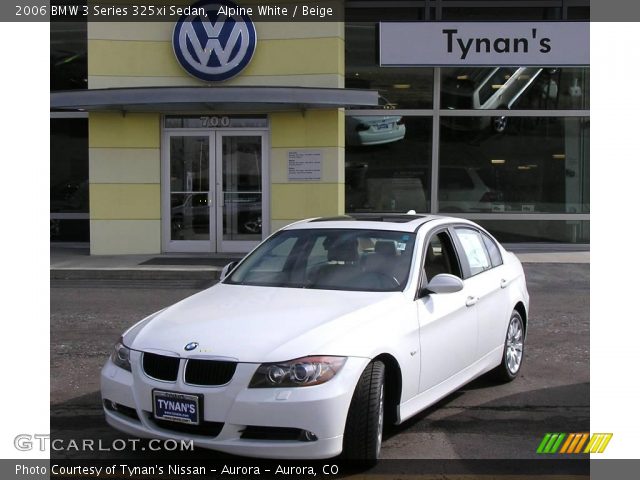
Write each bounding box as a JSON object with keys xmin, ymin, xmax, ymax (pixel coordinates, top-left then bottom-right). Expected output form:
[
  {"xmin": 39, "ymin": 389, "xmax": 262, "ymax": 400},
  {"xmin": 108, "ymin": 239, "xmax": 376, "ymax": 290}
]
[
  {"xmin": 344, "ymin": 2, "xmax": 590, "ymax": 243},
  {"xmin": 477, "ymin": 220, "xmax": 589, "ymax": 243},
  {"xmin": 439, "ymin": 116, "xmax": 589, "ymax": 214},
  {"xmin": 51, "ymin": 21, "xmax": 87, "ymax": 91},
  {"xmin": 51, "ymin": 118, "xmax": 89, "ymax": 242},
  {"xmin": 51, "ymin": 19, "xmax": 88, "ymax": 242},
  {"xmin": 346, "ymin": 117, "xmax": 432, "ymax": 213},
  {"xmin": 346, "ymin": 23, "xmax": 434, "ymax": 109}
]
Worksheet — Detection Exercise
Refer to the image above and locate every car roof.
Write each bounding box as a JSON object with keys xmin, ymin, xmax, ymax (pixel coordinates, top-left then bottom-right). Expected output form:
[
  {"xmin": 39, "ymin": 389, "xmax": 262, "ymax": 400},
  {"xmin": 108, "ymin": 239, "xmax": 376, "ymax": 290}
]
[{"xmin": 283, "ymin": 214, "xmax": 474, "ymax": 233}]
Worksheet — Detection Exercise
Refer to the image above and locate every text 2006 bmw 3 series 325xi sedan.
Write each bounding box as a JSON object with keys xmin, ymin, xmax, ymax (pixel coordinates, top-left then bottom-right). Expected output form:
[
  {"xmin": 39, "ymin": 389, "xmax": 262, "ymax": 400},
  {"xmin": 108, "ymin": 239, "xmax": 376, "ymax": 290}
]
[{"xmin": 101, "ymin": 214, "xmax": 529, "ymax": 462}]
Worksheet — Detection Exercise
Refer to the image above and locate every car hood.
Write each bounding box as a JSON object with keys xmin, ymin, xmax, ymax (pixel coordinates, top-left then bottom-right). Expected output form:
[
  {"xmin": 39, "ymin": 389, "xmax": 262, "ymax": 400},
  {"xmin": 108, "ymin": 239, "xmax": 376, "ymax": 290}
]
[{"xmin": 126, "ymin": 283, "xmax": 402, "ymax": 363}]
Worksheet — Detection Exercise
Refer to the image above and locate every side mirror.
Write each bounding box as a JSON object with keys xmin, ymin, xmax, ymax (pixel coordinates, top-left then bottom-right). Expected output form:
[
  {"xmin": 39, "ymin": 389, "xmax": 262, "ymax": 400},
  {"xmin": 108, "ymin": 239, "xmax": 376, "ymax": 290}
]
[
  {"xmin": 220, "ymin": 261, "xmax": 238, "ymax": 281},
  {"xmin": 422, "ymin": 273, "xmax": 464, "ymax": 295}
]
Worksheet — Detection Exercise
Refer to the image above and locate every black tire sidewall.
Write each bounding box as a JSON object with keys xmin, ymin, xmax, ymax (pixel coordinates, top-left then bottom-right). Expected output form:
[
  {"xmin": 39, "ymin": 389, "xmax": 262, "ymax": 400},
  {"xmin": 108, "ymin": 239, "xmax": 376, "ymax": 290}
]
[{"xmin": 342, "ymin": 361, "xmax": 386, "ymax": 462}]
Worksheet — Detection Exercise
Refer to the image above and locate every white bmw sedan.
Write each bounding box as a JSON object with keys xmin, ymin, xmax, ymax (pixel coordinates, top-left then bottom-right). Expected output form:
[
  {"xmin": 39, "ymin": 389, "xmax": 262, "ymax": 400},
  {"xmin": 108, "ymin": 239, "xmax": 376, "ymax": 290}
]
[{"xmin": 101, "ymin": 215, "xmax": 529, "ymax": 462}]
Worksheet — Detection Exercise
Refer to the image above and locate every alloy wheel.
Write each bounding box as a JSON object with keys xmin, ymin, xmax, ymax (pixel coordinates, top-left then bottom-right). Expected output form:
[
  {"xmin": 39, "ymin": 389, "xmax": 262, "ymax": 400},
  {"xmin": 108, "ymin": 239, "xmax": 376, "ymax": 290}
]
[{"xmin": 505, "ymin": 316, "xmax": 524, "ymax": 374}]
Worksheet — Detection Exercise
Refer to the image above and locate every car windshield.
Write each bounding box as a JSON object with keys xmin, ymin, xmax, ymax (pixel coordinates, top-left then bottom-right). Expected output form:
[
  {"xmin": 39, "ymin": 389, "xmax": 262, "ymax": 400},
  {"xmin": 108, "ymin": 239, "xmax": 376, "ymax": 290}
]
[{"xmin": 225, "ymin": 229, "xmax": 417, "ymax": 292}]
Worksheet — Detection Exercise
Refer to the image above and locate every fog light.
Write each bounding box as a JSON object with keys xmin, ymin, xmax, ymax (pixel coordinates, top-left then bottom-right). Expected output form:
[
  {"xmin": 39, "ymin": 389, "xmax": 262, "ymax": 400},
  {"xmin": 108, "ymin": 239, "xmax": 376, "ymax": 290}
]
[{"xmin": 301, "ymin": 430, "xmax": 318, "ymax": 442}]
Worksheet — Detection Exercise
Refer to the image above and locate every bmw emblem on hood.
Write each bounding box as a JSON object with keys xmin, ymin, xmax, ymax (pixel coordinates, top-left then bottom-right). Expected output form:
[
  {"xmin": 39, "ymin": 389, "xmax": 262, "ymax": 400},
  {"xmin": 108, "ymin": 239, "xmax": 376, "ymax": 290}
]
[{"xmin": 184, "ymin": 342, "xmax": 199, "ymax": 351}]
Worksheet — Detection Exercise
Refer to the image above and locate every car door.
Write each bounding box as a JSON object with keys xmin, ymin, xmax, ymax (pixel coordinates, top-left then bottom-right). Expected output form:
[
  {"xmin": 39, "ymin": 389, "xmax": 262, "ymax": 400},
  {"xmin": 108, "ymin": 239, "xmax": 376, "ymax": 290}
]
[
  {"xmin": 416, "ymin": 228, "xmax": 478, "ymax": 393},
  {"xmin": 452, "ymin": 227, "xmax": 511, "ymax": 359}
]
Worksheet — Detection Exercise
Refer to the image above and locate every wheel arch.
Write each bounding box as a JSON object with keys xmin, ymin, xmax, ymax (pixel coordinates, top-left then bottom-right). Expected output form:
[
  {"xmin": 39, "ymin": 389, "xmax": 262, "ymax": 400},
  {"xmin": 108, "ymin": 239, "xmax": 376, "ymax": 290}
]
[
  {"xmin": 373, "ymin": 353, "xmax": 403, "ymax": 425},
  {"xmin": 514, "ymin": 301, "xmax": 528, "ymax": 336}
]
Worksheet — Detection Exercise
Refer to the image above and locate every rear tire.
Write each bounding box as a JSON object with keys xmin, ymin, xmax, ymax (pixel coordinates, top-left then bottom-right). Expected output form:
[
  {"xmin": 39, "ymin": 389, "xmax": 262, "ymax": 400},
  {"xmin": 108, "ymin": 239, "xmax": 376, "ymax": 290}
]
[{"xmin": 342, "ymin": 361, "xmax": 385, "ymax": 463}]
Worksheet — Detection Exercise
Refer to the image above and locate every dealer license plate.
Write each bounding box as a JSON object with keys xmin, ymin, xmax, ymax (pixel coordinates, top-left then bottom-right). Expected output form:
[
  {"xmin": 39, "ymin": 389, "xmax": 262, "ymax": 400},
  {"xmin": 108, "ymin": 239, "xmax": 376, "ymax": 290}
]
[{"xmin": 152, "ymin": 390, "xmax": 201, "ymax": 425}]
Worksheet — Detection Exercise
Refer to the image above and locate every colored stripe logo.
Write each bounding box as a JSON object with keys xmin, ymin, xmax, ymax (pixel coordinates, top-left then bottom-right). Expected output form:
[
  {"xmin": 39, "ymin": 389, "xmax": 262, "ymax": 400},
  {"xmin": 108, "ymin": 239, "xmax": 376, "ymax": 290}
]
[{"xmin": 537, "ymin": 433, "xmax": 613, "ymax": 454}]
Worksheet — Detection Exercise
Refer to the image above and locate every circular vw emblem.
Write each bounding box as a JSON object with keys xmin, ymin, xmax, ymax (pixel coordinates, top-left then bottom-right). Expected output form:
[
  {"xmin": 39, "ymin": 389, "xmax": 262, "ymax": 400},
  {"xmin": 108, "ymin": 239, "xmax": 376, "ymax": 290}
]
[
  {"xmin": 184, "ymin": 342, "xmax": 199, "ymax": 351},
  {"xmin": 172, "ymin": 0, "xmax": 257, "ymax": 82}
]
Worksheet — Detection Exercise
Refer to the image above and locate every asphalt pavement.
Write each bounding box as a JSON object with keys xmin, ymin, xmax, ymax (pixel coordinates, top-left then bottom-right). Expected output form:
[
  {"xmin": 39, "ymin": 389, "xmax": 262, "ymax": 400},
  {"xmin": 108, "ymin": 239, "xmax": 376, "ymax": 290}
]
[{"xmin": 50, "ymin": 262, "xmax": 589, "ymax": 461}]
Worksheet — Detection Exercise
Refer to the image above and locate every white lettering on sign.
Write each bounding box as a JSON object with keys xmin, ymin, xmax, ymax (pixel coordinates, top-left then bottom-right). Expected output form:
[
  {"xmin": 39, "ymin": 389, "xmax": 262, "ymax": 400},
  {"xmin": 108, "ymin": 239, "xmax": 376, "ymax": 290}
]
[
  {"xmin": 380, "ymin": 22, "xmax": 589, "ymax": 66},
  {"xmin": 200, "ymin": 116, "xmax": 231, "ymax": 128},
  {"xmin": 288, "ymin": 151, "xmax": 323, "ymax": 181}
]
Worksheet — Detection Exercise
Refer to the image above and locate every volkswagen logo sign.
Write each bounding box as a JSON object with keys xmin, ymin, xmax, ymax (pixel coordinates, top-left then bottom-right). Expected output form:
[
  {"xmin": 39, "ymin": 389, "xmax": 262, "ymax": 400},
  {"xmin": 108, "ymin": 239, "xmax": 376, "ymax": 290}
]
[
  {"xmin": 172, "ymin": 0, "xmax": 257, "ymax": 82},
  {"xmin": 184, "ymin": 342, "xmax": 199, "ymax": 351}
]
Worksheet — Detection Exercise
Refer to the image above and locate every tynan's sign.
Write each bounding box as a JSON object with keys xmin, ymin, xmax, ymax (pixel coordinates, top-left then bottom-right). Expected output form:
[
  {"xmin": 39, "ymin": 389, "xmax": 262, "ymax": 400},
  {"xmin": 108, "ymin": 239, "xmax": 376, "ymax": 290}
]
[
  {"xmin": 173, "ymin": 0, "xmax": 257, "ymax": 82},
  {"xmin": 379, "ymin": 22, "xmax": 589, "ymax": 67}
]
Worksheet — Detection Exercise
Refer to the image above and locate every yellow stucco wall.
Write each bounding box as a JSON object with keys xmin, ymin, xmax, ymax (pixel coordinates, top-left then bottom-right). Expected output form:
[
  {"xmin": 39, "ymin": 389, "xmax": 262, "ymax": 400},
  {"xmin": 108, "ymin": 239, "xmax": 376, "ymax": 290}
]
[
  {"xmin": 88, "ymin": 112, "xmax": 161, "ymax": 254},
  {"xmin": 88, "ymin": 21, "xmax": 344, "ymax": 88},
  {"xmin": 269, "ymin": 110, "xmax": 345, "ymax": 229},
  {"xmin": 88, "ymin": 15, "xmax": 344, "ymax": 254}
]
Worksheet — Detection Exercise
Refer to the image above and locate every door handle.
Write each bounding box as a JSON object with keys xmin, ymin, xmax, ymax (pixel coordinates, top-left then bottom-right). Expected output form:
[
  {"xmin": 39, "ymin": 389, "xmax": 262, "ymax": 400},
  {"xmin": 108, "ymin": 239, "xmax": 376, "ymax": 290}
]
[
  {"xmin": 500, "ymin": 279, "xmax": 509, "ymax": 289},
  {"xmin": 465, "ymin": 296, "xmax": 479, "ymax": 307}
]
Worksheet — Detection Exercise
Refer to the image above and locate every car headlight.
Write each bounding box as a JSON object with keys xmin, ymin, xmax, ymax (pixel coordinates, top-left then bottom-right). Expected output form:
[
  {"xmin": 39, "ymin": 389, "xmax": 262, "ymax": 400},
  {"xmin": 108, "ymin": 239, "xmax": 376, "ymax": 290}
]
[
  {"xmin": 111, "ymin": 338, "xmax": 131, "ymax": 372},
  {"xmin": 249, "ymin": 356, "xmax": 347, "ymax": 388}
]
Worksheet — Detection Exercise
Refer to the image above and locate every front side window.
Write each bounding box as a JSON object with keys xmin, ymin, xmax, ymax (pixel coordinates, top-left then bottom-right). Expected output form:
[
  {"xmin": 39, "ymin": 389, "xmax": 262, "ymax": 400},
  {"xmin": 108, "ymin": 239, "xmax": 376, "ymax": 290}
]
[
  {"xmin": 424, "ymin": 231, "xmax": 461, "ymax": 282},
  {"xmin": 226, "ymin": 229, "xmax": 417, "ymax": 292},
  {"xmin": 455, "ymin": 228, "xmax": 492, "ymax": 277}
]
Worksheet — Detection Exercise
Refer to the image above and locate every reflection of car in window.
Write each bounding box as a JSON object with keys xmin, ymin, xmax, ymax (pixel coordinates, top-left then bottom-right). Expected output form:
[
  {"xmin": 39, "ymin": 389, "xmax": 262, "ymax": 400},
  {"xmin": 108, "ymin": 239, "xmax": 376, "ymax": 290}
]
[
  {"xmin": 171, "ymin": 194, "xmax": 262, "ymax": 238},
  {"xmin": 441, "ymin": 67, "xmax": 544, "ymax": 132},
  {"xmin": 439, "ymin": 166, "xmax": 503, "ymax": 212},
  {"xmin": 346, "ymin": 96, "xmax": 406, "ymax": 146},
  {"xmin": 345, "ymin": 164, "xmax": 502, "ymax": 213}
]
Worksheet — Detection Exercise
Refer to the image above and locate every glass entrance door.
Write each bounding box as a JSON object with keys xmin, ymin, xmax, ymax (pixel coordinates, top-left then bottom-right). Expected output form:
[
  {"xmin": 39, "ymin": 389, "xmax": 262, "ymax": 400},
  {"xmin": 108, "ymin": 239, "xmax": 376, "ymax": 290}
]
[
  {"xmin": 216, "ymin": 132, "xmax": 266, "ymax": 252},
  {"xmin": 163, "ymin": 130, "xmax": 266, "ymax": 253}
]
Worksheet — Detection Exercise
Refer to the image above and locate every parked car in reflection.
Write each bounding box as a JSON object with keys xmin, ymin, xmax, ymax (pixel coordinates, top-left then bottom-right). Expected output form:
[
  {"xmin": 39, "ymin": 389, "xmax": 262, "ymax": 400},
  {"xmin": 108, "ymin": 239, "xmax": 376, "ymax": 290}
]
[
  {"xmin": 171, "ymin": 193, "xmax": 210, "ymax": 237},
  {"xmin": 346, "ymin": 164, "xmax": 502, "ymax": 213},
  {"xmin": 346, "ymin": 95, "xmax": 406, "ymax": 146},
  {"xmin": 441, "ymin": 67, "xmax": 544, "ymax": 132},
  {"xmin": 439, "ymin": 166, "xmax": 503, "ymax": 212},
  {"xmin": 171, "ymin": 193, "xmax": 262, "ymax": 238},
  {"xmin": 346, "ymin": 114, "xmax": 406, "ymax": 146}
]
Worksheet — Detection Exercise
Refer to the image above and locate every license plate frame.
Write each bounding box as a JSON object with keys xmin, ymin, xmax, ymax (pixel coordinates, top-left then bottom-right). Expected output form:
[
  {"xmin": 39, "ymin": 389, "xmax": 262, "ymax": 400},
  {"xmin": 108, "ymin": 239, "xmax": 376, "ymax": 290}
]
[{"xmin": 152, "ymin": 390, "xmax": 203, "ymax": 425}]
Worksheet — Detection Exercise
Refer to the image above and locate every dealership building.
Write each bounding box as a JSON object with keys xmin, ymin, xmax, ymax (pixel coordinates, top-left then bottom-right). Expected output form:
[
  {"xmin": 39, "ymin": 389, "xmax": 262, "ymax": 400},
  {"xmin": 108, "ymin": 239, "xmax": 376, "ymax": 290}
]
[{"xmin": 51, "ymin": 0, "xmax": 590, "ymax": 255}]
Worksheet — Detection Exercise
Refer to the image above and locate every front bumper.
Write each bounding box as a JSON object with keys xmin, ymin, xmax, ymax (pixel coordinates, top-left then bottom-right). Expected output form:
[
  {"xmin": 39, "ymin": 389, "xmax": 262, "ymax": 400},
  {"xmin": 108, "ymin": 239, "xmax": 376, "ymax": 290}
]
[{"xmin": 100, "ymin": 353, "xmax": 369, "ymax": 459}]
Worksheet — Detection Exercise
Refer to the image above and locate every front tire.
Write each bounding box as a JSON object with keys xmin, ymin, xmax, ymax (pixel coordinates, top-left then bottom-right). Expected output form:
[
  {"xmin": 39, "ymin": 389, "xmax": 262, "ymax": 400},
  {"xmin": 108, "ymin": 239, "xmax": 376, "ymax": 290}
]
[
  {"xmin": 342, "ymin": 361, "xmax": 385, "ymax": 463},
  {"xmin": 493, "ymin": 310, "xmax": 525, "ymax": 382}
]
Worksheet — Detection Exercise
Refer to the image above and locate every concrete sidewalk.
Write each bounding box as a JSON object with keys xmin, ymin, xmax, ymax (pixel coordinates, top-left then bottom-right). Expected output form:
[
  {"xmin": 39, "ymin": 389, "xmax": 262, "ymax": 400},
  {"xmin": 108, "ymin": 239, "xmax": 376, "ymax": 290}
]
[{"xmin": 50, "ymin": 243, "xmax": 589, "ymax": 280}]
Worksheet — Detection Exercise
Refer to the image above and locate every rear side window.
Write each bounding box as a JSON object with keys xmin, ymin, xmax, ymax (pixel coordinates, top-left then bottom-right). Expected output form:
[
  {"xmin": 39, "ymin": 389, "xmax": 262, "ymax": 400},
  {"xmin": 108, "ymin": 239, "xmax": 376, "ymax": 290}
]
[
  {"xmin": 455, "ymin": 228, "xmax": 491, "ymax": 277},
  {"xmin": 481, "ymin": 232, "xmax": 503, "ymax": 267}
]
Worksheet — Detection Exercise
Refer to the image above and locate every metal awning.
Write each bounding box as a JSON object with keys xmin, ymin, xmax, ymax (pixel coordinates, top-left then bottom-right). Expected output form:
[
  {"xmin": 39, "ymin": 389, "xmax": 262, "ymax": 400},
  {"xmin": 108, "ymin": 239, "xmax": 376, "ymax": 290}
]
[{"xmin": 51, "ymin": 86, "xmax": 380, "ymax": 112}]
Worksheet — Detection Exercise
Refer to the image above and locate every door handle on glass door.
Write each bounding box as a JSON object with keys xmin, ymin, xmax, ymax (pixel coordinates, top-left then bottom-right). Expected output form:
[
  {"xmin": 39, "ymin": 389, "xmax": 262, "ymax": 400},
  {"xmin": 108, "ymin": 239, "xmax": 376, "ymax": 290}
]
[{"xmin": 465, "ymin": 296, "xmax": 479, "ymax": 307}]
